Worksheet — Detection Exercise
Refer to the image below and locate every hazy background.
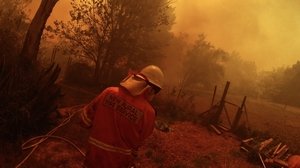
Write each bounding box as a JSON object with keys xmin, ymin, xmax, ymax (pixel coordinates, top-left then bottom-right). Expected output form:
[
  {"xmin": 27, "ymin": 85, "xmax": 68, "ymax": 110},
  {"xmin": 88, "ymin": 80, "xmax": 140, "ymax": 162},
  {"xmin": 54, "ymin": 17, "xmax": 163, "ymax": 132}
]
[
  {"xmin": 172, "ymin": 0, "xmax": 300, "ymax": 71},
  {"xmin": 1, "ymin": 1, "xmax": 300, "ymax": 163},
  {"xmin": 29, "ymin": 0, "xmax": 300, "ymax": 71}
]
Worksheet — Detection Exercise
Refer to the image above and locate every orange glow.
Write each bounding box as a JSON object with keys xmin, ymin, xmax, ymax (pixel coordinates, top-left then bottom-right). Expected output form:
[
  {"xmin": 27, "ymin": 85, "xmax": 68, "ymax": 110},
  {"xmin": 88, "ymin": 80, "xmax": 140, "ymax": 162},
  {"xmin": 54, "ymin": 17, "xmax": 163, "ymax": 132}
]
[
  {"xmin": 28, "ymin": 0, "xmax": 300, "ymax": 71},
  {"xmin": 172, "ymin": 0, "xmax": 300, "ymax": 71},
  {"xmin": 28, "ymin": 0, "xmax": 71, "ymax": 24}
]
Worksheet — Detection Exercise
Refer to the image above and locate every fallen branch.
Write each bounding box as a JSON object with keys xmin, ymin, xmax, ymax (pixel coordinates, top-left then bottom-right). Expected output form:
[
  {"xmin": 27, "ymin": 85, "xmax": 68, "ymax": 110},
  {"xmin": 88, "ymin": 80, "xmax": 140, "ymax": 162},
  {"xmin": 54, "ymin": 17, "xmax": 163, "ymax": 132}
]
[{"xmin": 209, "ymin": 124, "xmax": 222, "ymax": 135}]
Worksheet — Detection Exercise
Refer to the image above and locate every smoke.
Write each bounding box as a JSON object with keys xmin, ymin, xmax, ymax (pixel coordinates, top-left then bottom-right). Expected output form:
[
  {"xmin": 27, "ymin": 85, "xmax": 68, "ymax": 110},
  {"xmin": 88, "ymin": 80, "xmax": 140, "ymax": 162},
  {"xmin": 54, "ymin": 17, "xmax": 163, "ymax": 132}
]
[
  {"xmin": 27, "ymin": 0, "xmax": 300, "ymax": 71},
  {"xmin": 27, "ymin": 0, "xmax": 71, "ymax": 24},
  {"xmin": 172, "ymin": 0, "xmax": 300, "ymax": 71}
]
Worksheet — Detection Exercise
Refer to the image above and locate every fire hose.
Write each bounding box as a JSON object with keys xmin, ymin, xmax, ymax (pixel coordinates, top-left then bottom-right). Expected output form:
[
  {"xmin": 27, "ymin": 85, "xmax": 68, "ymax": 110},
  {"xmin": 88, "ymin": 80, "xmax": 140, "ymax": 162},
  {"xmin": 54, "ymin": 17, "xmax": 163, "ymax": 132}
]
[{"xmin": 15, "ymin": 104, "xmax": 86, "ymax": 168}]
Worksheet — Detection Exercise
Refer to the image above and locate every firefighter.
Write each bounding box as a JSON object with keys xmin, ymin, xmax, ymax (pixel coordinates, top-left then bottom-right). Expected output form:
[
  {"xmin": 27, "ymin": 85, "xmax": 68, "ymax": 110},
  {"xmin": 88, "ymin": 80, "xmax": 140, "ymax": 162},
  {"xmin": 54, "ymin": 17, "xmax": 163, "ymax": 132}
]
[
  {"xmin": 81, "ymin": 65, "xmax": 164, "ymax": 168},
  {"xmin": 288, "ymin": 155, "xmax": 300, "ymax": 168}
]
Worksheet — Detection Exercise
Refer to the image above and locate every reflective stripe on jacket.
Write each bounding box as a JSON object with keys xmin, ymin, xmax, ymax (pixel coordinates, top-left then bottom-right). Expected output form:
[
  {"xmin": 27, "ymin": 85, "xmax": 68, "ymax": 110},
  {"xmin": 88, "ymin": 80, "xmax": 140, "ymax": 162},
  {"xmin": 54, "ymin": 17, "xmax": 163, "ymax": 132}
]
[
  {"xmin": 88, "ymin": 137, "xmax": 132, "ymax": 155},
  {"xmin": 82, "ymin": 86, "xmax": 156, "ymax": 168}
]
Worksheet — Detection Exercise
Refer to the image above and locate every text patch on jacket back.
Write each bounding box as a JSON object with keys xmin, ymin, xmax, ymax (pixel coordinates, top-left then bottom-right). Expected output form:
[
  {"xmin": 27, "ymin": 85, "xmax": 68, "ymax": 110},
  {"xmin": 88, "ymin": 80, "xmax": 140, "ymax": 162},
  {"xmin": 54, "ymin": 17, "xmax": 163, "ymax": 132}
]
[{"xmin": 103, "ymin": 93, "xmax": 143, "ymax": 123}]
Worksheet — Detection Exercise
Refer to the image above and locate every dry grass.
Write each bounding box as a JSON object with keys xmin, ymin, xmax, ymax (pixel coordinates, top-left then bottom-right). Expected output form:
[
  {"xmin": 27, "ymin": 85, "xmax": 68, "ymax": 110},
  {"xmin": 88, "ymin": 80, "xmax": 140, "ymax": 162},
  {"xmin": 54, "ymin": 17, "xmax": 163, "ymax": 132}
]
[
  {"xmin": 192, "ymin": 91, "xmax": 300, "ymax": 153},
  {"xmin": 137, "ymin": 122, "xmax": 260, "ymax": 168},
  {"xmin": 156, "ymin": 87, "xmax": 300, "ymax": 153}
]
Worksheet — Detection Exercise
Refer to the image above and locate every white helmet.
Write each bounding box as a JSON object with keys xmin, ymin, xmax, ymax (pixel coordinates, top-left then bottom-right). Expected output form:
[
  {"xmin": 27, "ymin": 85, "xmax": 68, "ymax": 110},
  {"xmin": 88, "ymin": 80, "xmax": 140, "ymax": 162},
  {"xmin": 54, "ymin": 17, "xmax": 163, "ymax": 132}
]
[
  {"xmin": 140, "ymin": 65, "xmax": 164, "ymax": 90},
  {"xmin": 120, "ymin": 65, "xmax": 164, "ymax": 96}
]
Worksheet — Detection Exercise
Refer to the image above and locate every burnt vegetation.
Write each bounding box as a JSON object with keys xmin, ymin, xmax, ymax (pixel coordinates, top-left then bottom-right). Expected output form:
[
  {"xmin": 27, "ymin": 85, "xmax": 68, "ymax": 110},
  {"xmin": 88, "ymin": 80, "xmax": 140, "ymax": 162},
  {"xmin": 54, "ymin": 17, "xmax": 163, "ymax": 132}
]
[
  {"xmin": 0, "ymin": 0, "xmax": 61, "ymax": 153},
  {"xmin": 1, "ymin": 0, "xmax": 300, "ymax": 166}
]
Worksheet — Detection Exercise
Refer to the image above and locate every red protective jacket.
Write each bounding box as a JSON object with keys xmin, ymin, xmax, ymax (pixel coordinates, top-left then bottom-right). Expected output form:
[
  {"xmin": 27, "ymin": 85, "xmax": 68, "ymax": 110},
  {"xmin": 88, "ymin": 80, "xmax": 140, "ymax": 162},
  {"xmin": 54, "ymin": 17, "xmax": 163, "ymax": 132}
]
[{"xmin": 81, "ymin": 86, "xmax": 156, "ymax": 168}]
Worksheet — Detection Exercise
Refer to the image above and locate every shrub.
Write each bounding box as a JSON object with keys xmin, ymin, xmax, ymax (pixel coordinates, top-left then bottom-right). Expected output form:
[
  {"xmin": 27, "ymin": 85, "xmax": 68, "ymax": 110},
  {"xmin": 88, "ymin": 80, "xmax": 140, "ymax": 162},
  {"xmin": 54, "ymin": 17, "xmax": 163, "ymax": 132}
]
[
  {"xmin": 0, "ymin": 57, "xmax": 61, "ymax": 149},
  {"xmin": 153, "ymin": 87, "xmax": 197, "ymax": 123}
]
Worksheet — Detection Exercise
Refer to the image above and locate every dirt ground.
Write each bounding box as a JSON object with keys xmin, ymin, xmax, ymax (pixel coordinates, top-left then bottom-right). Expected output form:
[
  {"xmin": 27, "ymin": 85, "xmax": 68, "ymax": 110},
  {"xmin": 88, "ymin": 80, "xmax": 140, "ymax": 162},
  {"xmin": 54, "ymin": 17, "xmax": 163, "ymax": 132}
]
[
  {"xmin": 9, "ymin": 106, "xmax": 260, "ymax": 168},
  {"xmin": 5, "ymin": 84, "xmax": 286, "ymax": 167},
  {"xmin": 5, "ymin": 84, "xmax": 298, "ymax": 167},
  {"xmin": 138, "ymin": 122, "xmax": 260, "ymax": 168}
]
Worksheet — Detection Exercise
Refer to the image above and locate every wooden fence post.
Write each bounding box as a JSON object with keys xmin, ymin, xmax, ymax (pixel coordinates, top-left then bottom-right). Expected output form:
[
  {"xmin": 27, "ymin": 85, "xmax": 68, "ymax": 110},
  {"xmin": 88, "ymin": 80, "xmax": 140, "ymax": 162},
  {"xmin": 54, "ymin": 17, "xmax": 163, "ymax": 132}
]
[
  {"xmin": 232, "ymin": 96, "xmax": 247, "ymax": 130},
  {"xmin": 211, "ymin": 85, "xmax": 217, "ymax": 108},
  {"xmin": 211, "ymin": 81, "xmax": 230, "ymax": 124}
]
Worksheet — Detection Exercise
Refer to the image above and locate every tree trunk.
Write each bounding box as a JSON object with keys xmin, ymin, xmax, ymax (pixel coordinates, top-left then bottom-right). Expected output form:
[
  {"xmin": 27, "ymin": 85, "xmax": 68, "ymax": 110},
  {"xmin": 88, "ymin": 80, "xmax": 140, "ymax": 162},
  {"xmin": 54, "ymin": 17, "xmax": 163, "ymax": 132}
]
[
  {"xmin": 94, "ymin": 56, "xmax": 102, "ymax": 83},
  {"xmin": 98, "ymin": 50, "xmax": 110, "ymax": 84},
  {"xmin": 20, "ymin": 0, "xmax": 59, "ymax": 63}
]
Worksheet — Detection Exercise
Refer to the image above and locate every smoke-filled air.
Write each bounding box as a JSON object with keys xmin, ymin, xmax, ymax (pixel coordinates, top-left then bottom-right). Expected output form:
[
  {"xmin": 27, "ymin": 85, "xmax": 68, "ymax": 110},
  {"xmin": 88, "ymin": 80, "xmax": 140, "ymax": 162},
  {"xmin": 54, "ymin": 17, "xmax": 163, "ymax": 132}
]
[
  {"xmin": 1, "ymin": 0, "xmax": 300, "ymax": 167},
  {"xmin": 173, "ymin": 0, "xmax": 300, "ymax": 71}
]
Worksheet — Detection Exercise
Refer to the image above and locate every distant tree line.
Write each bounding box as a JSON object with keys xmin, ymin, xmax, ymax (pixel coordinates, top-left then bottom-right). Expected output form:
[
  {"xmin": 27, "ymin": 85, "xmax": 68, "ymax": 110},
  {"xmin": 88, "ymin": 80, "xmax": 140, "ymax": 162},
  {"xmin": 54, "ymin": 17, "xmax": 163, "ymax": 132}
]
[
  {"xmin": 48, "ymin": 0, "xmax": 174, "ymax": 86},
  {"xmin": 163, "ymin": 34, "xmax": 300, "ymax": 108},
  {"xmin": 259, "ymin": 61, "xmax": 300, "ymax": 106},
  {"xmin": 0, "ymin": 0, "xmax": 29, "ymax": 60},
  {"xmin": 162, "ymin": 34, "xmax": 258, "ymax": 98}
]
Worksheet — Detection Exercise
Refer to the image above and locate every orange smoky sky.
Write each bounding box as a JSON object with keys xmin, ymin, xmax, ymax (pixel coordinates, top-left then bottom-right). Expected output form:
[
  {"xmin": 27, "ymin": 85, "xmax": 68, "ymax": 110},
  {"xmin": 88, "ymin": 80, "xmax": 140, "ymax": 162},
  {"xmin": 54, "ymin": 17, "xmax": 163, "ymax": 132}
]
[
  {"xmin": 172, "ymin": 0, "xmax": 300, "ymax": 71},
  {"xmin": 29, "ymin": 0, "xmax": 300, "ymax": 71}
]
